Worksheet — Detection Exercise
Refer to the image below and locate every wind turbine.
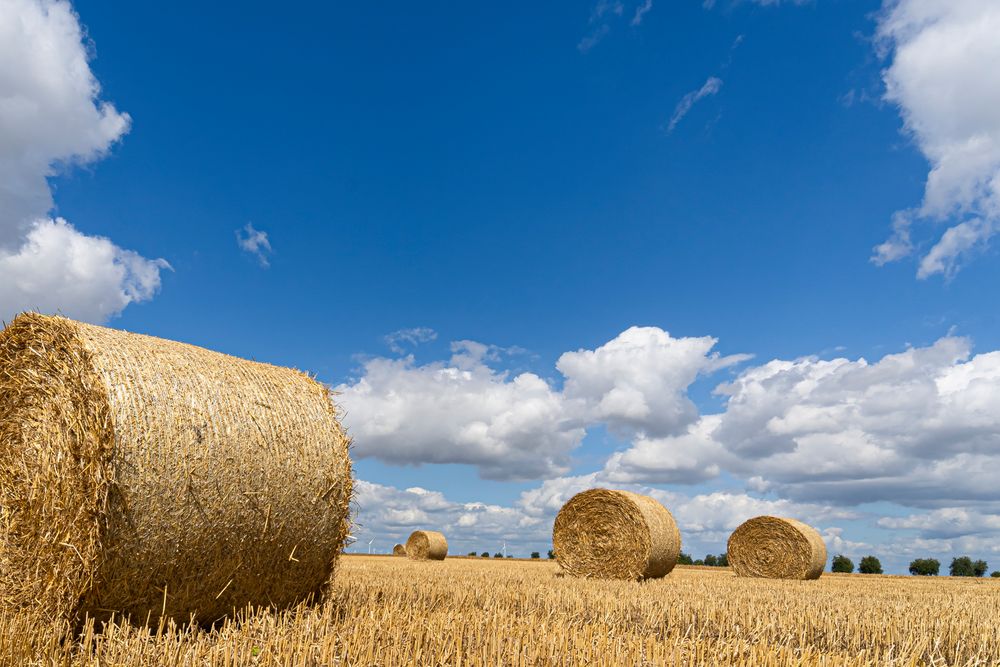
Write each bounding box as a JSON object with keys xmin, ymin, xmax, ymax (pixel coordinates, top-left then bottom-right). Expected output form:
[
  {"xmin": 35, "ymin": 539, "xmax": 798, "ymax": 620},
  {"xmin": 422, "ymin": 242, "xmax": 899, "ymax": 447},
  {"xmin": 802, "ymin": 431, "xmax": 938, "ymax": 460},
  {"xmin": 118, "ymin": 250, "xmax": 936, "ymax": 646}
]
[
  {"xmin": 502, "ymin": 540, "xmax": 507, "ymax": 558},
  {"xmin": 368, "ymin": 537, "xmax": 375, "ymax": 554}
]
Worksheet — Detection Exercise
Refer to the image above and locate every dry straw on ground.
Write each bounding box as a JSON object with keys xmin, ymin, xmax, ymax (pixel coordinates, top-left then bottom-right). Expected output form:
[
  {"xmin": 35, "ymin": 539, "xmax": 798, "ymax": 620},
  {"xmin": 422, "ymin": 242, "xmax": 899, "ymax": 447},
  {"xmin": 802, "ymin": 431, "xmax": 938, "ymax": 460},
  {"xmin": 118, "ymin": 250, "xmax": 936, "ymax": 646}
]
[
  {"xmin": 392, "ymin": 544, "xmax": 406, "ymax": 556},
  {"xmin": 552, "ymin": 488, "xmax": 681, "ymax": 580},
  {"xmin": 406, "ymin": 531, "xmax": 448, "ymax": 560},
  {"xmin": 727, "ymin": 516, "xmax": 826, "ymax": 580},
  {"xmin": 0, "ymin": 313, "xmax": 353, "ymax": 626}
]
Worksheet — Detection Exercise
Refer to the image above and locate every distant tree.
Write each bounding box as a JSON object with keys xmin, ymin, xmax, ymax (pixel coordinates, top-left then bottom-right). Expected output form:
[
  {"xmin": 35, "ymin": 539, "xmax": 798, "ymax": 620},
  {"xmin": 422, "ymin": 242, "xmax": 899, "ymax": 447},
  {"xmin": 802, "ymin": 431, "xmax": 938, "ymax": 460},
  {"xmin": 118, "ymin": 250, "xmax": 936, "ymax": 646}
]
[
  {"xmin": 693, "ymin": 559, "xmax": 705, "ymax": 566},
  {"xmin": 951, "ymin": 556, "xmax": 976, "ymax": 577},
  {"xmin": 493, "ymin": 552, "xmax": 503, "ymax": 558},
  {"xmin": 507, "ymin": 555, "xmax": 513, "ymax": 559},
  {"xmin": 481, "ymin": 552, "xmax": 490, "ymax": 558},
  {"xmin": 677, "ymin": 552, "xmax": 693, "ymax": 565},
  {"xmin": 973, "ymin": 560, "xmax": 988, "ymax": 577},
  {"xmin": 467, "ymin": 551, "xmax": 476, "ymax": 557},
  {"xmin": 991, "ymin": 571, "xmax": 1000, "ymax": 578},
  {"xmin": 858, "ymin": 556, "xmax": 883, "ymax": 574},
  {"xmin": 704, "ymin": 554, "xmax": 718, "ymax": 567},
  {"xmin": 908, "ymin": 558, "xmax": 940, "ymax": 576},
  {"xmin": 531, "ymin": 552, "xmax": 540, "ymax": 559},
  {"xmin": 547, "ymin": 549, "xmax": 555, "ymax": 560},
  {"xmin": 717, "ymin": 553, "xmax": 728, "ymax": 567},
  {"xmin": 831, "ymin": 554, "xmax": 854, "ymax": 573}
]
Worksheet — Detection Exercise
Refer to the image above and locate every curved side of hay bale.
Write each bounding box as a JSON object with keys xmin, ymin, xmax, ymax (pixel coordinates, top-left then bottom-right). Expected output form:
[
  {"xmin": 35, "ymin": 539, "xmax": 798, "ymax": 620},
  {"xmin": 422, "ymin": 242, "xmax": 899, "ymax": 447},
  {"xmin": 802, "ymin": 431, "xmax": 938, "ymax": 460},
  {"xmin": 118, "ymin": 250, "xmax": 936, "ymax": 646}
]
[
  {"xmin": 552, "ymin": 488, "xmax": 680, "ymax": 580},
  {"xmin": 727, "ymin": 516, "xmax": 827, "ymax": 580},
  {"xmin": 392, "ymin": 543, "xmax": 407, "ymax": 556},
  {"xmin": 405, "ymin": 530, "xmax": 448, "ymax": 560},
  {"xmin": 0, "ymin": 313, "xmax": 354, "ymax": 624}
]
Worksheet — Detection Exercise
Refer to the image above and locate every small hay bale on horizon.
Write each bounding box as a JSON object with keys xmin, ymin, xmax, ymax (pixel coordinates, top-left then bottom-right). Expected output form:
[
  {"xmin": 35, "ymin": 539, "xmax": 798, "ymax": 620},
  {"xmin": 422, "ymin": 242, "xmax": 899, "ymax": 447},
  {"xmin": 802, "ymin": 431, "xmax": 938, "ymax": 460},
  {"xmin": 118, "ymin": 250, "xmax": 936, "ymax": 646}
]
[
  {"xmin": 406, "ymin": 530, "xmax": 448, "ymax": 560},
  {"xmin": 0, "ymin": 313, "xmax": 353, "ymax": 626},
  {"xmin": 392, "ymin": 543, "xmax": 407, "ymax": 556},
  {"xmin": 552, "ymin": 488, "xmax": 681, "ymax": 580},
  {"xmin": 727, "ymin": 516, "xmax": 827, "ymax": 580}
]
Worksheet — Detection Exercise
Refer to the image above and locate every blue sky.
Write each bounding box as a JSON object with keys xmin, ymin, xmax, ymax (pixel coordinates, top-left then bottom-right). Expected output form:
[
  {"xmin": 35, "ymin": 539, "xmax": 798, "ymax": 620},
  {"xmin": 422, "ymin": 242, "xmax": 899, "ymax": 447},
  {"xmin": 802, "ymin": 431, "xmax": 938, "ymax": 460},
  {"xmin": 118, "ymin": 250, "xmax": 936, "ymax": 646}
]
[{"xmin": 3, "ymin": 0, "xmax": 1000, "ymax": 572}]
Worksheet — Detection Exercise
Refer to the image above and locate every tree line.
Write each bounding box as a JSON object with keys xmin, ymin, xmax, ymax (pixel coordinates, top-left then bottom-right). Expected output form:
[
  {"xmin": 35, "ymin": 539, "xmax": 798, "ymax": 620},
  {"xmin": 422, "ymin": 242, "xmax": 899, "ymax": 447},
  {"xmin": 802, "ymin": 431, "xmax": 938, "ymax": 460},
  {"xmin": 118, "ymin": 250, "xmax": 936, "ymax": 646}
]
[{"xmin": 832, "ymin": 554, "xmax": 998, "ymax": 577}]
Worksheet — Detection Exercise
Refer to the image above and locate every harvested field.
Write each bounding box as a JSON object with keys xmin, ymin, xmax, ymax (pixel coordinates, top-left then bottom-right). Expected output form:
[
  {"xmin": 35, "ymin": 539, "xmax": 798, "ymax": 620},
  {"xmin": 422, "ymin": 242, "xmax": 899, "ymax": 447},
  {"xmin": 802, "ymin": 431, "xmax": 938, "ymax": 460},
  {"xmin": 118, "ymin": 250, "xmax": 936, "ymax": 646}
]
[{"xmin": 4, "ymin": 555, "xmax": 999, "ymax": 665}]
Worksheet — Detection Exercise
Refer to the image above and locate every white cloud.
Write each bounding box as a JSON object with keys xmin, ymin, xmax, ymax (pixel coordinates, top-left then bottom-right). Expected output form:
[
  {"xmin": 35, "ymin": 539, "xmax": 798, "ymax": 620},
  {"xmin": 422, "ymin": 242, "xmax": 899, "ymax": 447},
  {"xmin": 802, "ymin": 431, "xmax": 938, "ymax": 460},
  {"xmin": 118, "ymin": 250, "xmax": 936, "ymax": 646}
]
[
  {"xmin": 601, "ymin": 416, "xmax": 726, "ymax": 484},
  {"xmin": 558, "ymin": 326, "xmax": 748, "ymax": 438},
  {"xmin": 659, "ymin": 336, "xmax": 1000, "ymax": 507},
  {"xmin": 336, "ymin": 352, "xmax": 585, "ymax": 481},
  {"xmin": 336, "ymin": 327, "xmax": 742, "ymax": 480},
  {"xmin": 667, "ymin": 77, "xmax": 723, "ymax": 133},
  {"xmin": 873, "ymin": 0, "xmax": 1000, "ymax": 278},
  {"xmin": 0, "ymin": 0, "xmax": 167, "ymax": 322},
  {"xmin": 236, "ymin": 223, "xmax": 272, "ymax": 267},
  {"xmin": 878, "ymin": 508, "xmax": 1000, "ymax": 539},
  {"xmin": 0, "ymin": 218, "xmax": 169, "ymax": 322}
]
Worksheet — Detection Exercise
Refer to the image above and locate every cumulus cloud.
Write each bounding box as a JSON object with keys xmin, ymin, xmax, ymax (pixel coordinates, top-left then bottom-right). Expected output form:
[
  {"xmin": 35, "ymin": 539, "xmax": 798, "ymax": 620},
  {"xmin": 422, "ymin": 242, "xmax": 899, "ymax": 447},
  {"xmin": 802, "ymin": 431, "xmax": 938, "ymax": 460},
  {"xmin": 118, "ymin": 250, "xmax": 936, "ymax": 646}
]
[
  {"xmin": 600, "ymin": 335, "xmax": 1000, "ymax": 507},
  {"xmin": 0, "ymin": 0, "xmax": 167, "ymax": 322},
  {"xmin": 336, "ymin": 351, "xmax": 585, "ymax": 480},
  {"xmin": 873, "ymin": 0, "xmax": 1000, "ymax": 278},
  {"xmin": 0, "ymin": 218, "xmax": 169, "ymax": 322},
  {"xmin": 236, "ymin": 223, "xmax": 272, "ymax": 267},
  {"xmin": 336, "ymin": 327, "xmax": 742, "ymax": 481},
  {"xmin": 667, "ymin": 77, "xmax": 723, "ymax": 133},
  {"xmin": 558, "ymin": 327, "xmax": 749, "ymax": 438}
]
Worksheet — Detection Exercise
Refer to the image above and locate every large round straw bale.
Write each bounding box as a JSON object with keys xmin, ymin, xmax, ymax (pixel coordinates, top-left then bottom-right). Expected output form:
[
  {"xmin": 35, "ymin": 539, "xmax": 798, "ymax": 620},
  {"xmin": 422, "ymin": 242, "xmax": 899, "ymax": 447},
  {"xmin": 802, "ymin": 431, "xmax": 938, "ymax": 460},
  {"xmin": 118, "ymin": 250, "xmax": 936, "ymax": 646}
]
[
  {"xmin": 0, "ymin": 313, "xmax": 353, "ymax": 625},
  {"xmin": 552, "ymin": 488, "xmax": 680, "ymax": 580},
  {"xmin": 405, "ymin": 530, "xmax": 448, "ymax": 560},
  {"xmin": 727, "ymin": 516, "xmax": 827, "ymax": 580},
  {"xmin": 392, "ymin": 543, "xmax": 407, "ymax": 556}
]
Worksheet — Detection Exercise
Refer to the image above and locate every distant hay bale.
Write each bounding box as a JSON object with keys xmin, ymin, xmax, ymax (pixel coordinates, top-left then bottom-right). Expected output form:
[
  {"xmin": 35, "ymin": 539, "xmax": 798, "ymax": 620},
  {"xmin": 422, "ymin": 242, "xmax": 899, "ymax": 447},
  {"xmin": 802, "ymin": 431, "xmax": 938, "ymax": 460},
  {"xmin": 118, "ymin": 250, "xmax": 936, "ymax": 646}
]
[
  {"xmin": 727, "ymin": 516, "xmax": 827, "ymax": 580},
  {"xmin": 406, "ymin": 530, "xmax": 448, "ymax": 560},
  {"xmin": 0, "ymin": 313, "xmax": 353, "ymax": 625},
  {"xmin": 552, "ymin": 488, "xmax": 681, "ymax": 580},
  {"xmin": 392, "ymin": 543, "xmax": 407, "ymax": 556}
]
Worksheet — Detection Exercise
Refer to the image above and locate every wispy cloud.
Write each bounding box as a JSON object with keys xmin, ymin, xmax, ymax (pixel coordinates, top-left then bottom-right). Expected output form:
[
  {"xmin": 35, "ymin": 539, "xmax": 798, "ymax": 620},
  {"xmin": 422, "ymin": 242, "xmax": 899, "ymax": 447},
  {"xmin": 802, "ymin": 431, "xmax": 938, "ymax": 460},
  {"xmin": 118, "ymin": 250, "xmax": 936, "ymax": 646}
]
[
  {"xmin": 384, "ymin": 327, "xmax": 438, "ymax": 354},
  {"xmin": 577, "ymin": 24, "xmax": 611, "ymax": 53},
  {"xmin": 631, "ymin": 0, "xmax": 653, "ymax": 26},
  {"xmin": 578, "ymin": 1, "xmax": 650, "ymax": 53},
  {"xmin": 236, "ymin": 223, "xmax": 273, "ymax": 268},
  {"xmin": 667, "ymin": 77, "xmax": 723, "ymax": 133}
]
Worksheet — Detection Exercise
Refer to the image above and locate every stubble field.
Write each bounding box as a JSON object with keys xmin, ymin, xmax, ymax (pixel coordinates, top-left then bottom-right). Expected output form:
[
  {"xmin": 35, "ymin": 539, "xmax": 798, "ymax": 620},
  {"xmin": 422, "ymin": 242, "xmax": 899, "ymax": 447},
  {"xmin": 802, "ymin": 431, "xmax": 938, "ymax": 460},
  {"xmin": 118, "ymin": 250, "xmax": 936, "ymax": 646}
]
[{"xmin": 6, "ymin": 554, "xmax": 999, "ymax": 666}]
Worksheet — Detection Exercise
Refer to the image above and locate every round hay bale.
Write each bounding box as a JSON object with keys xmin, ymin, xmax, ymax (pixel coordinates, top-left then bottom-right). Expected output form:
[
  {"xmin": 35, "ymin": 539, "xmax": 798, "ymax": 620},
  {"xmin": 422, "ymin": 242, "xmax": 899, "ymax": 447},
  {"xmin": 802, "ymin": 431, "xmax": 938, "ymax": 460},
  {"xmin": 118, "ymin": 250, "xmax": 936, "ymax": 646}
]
[
  {"xmin": 552, "ymin": 488, "xmax": 680, "ymax": 580},
  {"xmin": 727, "ymin": 516, "xmax": 827, "ymax": 580},
  {"xmin": 0, "ymin": 313, "xmax": 353, "ymax": 625},
  {"xmin": 405, "ymin": 530, "xmax": 448, "ymax": 560},
  {"xmin": 392, "ymin": 543, "xmax": 407, "ymax": 556}
]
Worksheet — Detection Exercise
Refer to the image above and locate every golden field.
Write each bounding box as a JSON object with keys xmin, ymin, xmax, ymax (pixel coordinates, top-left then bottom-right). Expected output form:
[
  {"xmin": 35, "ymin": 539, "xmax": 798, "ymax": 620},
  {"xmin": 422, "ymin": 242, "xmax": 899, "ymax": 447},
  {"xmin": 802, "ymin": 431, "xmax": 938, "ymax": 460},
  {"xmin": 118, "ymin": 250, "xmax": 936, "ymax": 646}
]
[{"xmin": 5, "ymin": 554, "xmax": 999, "ymax": 666}]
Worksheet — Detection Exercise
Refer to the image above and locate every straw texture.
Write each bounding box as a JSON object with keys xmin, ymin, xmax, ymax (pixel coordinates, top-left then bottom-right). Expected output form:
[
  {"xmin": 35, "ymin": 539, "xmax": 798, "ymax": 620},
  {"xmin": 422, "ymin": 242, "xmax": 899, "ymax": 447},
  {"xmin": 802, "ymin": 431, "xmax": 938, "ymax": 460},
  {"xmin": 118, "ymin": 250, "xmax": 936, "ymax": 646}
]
[
  {"xmin": 552, "ymin": 488, "xmax": 681, "ymax": 580},
  {"xmin": 405, "ymin": 531, "xmax": 448, "ymax": 560},
  {"xmin": 0, "ymin": 313, "xmax": 353, "ymax": 625},
  {"xmin": 392, "ymin": 544, "xmax": 407, "ymax": 557},
  {"xmin": 727, "ymin": 516, "xmax": 827, "ymax": 580}
]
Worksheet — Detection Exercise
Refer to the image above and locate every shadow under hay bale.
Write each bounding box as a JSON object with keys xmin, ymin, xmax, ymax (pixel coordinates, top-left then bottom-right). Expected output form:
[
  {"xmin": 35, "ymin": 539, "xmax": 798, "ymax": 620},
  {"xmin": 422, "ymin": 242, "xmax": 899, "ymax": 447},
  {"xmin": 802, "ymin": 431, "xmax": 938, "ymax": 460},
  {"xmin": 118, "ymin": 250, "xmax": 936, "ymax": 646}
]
[
  {"xmin": 0, "ymin": 313, "xmax": 353, "ymax": 626},
  {"xmin": 727, "ymin": 516, "xmax": 827, "ymax": 580},
  {"xmin": 552, "ymin": 488, "xmax": 680, "ymax": 580},
  {"xmin": 405, "ymin": 531, "xmax": 448, "ymax": 560},
  {"xmin": 392, "ymin": 544, "xmax": 407, "ymax": 557}
]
